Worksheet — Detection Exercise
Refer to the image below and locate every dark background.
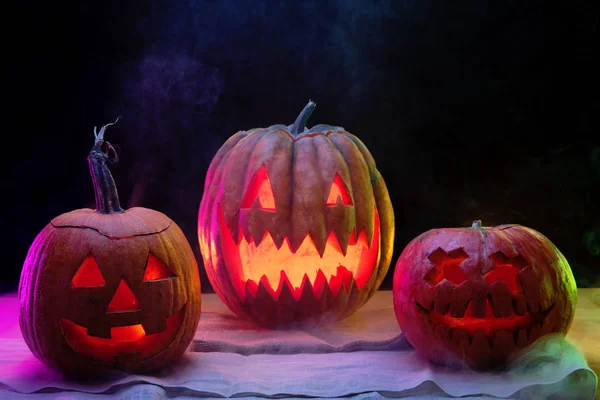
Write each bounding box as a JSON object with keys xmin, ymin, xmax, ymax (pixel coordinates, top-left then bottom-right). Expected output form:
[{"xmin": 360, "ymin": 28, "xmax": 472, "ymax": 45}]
[{"xmin": 5, "ymin": 1, "xmax": 599, "ymax": 294}]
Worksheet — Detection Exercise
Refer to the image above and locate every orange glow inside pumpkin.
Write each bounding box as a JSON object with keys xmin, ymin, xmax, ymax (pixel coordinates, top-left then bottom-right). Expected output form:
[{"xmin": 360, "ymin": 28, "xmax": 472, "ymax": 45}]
[
  {"xmin": 71, "ymin": 255, "xmax": 106, "ymax": 287},
  {"xmin": 59, "ymin": 305, "xmax": 185, "ymax": 362},
  {"xmin": 431, "ymin": 300, "xmax": 540, "ymax": 337},
  {"xmin": 420, "ymin": 289, "xmax": 545, "ymax": 337},
  {"xmin": 217, "ymin": 205, "xmax": 380, "ymax": 301},
  {"xmin": 425, "ymin": 248, "xmax": 469, "ymax": 286},
  {"xmin": 107, "ymin": 279, "xmax": 141, "ymax": 313},
  {"xmin": 484, "ymin": 252, "xmax": 525, "ymax": 293},
  {"xmin": 143, "ymin": 254, "xmax": 177, "ymax": 281},
  {"xmin": 326, "ymin": 173, "xmax": 353, "ymax": 205},
  {"xmin": 240, "ymin": 164, "xmax": 276, "ymax": 210}
]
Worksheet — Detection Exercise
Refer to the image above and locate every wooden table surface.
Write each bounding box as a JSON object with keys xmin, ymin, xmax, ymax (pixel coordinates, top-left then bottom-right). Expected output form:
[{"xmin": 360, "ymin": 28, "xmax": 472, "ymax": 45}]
[
  {"xmin": 567, "ymin": 288, "xmax": 600, "ymax": 388},
  {"xmin": 0, "ymin": 288, "xmax": 598, "ymax": 398},
  {"xmin": 198, "ymin": 288, "xmax": 600, "ymax": 397}
]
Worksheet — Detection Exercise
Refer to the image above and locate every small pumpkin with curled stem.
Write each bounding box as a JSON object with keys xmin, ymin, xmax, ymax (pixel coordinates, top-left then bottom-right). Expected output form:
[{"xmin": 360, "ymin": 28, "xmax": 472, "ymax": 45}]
[{"xmin": 19, "ymin": 119, "xmax": 201, "ymax": 376}]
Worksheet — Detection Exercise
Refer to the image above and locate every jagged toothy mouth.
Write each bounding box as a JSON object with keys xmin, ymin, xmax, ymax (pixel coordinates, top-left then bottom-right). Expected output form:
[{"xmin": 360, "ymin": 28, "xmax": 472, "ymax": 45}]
[
  {"xmin": 59, "ymin": 304, "xmax": 185, "ymax": 362},
  {"xmin": 414, "ymin": 297, "xmax": 554, "ymax": 344},
  {"xmin": 217, "ymin": 205, "xmax": 381, "ymax": 301}
]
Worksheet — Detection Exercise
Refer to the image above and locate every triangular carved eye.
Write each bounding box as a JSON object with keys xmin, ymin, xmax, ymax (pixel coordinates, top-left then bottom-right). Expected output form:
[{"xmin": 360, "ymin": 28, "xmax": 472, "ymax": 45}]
[
  {"xmin": 240, "ymin": 164, "xmax": 276, "ymax": 210},
  {"xmin": 326, "ymin": 174, "xmax": 353, "ymax": 206},
  {"xmin": 143, "ymin": 253, "xmax": 176, "ymax": 281},
  {"xmin": 71, "ymin": 255, "xmax": 106, "ymax": 287}
]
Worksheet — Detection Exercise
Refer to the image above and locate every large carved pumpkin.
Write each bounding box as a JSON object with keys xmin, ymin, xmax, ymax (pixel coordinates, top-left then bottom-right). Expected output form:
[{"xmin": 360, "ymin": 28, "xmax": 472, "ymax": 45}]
[
  {"xmin": 19, "ymin": 120, "xmax": 201, "ymax": 376},
  {"xmin": 198, "ymin": 101, "xmax": 394, "ymax": 328},
  {"xmin": 393, "ymin": 220, "xmax": 577, "ymax": 370}
]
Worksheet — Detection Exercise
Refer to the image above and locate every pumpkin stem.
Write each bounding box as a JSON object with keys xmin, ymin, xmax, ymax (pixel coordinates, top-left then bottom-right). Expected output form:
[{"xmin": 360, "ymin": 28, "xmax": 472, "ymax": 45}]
[
  {"xmin": 472, "ymin": 220, "xmax": 482, "ymax": 229},
  {"xmin": 291, "ymin": 100, "xmax": 316, "ymax": 137},
  {"xmin": 88, "ymin": 117, "xmax": 124, "ymax": 214}
]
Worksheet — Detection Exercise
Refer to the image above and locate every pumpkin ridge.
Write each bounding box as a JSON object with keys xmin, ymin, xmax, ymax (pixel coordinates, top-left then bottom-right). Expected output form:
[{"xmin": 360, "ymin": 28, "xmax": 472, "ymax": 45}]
[
  {"xmin": 199, "ymin": 130, "xmax": 247, "ymax": 279},
  {"xmin": 313, "ymin": 134, "xmax": 356, "ymax": 253},
  {"xmin": 288, "ymin": 135, "xmax": 327, "ymax": 254},
  {"xmin": 342, "ymin": 132, "xmax": 395, "ymax": 295},
  {"xmin": 327, "ymin": 133, "xmax": 376, "ymax": 249},
  {"xmin": 20, "ymin": 226, "xmax": 56, "ymax": 361},
  {"xmin": 221, "ymin": 129, "xmax": 272, "ymax": 245}
]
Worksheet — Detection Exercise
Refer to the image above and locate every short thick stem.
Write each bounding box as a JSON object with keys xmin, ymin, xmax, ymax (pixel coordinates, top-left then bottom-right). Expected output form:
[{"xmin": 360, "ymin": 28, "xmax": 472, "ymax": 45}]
[{"xmin": 290, "ymin": 100, "xmax": 316, "ymax": 137}]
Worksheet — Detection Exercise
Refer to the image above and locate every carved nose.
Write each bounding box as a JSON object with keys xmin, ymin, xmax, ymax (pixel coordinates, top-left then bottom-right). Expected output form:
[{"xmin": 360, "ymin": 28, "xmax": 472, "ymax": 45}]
[{"xmin": 106, "ymin": 279, "xmax": 141, "ymax": 313}]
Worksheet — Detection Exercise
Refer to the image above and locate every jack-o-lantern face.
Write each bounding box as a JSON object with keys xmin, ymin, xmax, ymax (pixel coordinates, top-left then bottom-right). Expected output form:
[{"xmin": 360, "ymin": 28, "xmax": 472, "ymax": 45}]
[
  {"xmin": 199, "ymin": 101, "xmax": 395, "ymax": 327},
  {"xmin": 59, "ymin": 252, "xmax": 185, "ymax": 363},
  {"xmin": 19, "ymin": 121, "xmax": 201, "ymax": 376},
  {"xmin": 393, "ymin": 221, "xmax": 577, "ymax": 370},
  {"xmin": 417, "ymin": 248, "xmax": 553, "ymax": 335},
  {"xmin": 219, "ymin": 165, "xmax": 381, "ymax": 301},
  {"xmin": 20, "ymin": 209, "xmax": 201, "ymax": 375}
]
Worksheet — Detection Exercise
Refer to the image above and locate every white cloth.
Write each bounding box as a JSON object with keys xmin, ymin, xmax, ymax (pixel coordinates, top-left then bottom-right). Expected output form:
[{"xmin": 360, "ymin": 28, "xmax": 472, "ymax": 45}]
[{"xmin": 0, "ymin": 291, "xmax": 596, "ymax": 399}]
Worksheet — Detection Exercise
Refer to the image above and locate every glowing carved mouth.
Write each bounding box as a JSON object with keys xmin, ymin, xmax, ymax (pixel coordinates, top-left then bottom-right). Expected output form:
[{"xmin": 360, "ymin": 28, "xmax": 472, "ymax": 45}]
[
  {"xmin": 60, "ymin": 304, "xmax": 186, "ymax": 362},
  {"xmin": 415, "ymin": 297, "xmax": 554, "ymax": 343},
  {"xmin": 218, "ymin": 206, "xmax": 380, "ymax": 301}
]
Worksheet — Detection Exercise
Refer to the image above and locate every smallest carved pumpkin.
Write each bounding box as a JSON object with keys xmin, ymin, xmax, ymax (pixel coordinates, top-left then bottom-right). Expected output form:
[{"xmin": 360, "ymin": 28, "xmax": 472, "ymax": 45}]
[
  {"xmin": 19, "ymin": 119, "xmax": 201, "ymax": 376},
  {"xmin": 393, "ymin": 220, "xmax": 577, "ymax": 370}
]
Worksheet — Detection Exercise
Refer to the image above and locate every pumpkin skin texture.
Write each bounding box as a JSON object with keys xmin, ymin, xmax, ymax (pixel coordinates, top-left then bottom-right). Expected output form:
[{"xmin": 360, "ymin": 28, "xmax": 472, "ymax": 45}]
[
  {"xmin": 393, "ymin": 220, "xmax": 577, "ymax": 370},
  {"xmin": 19, "ymin": 121, "xmax": 201, "ymax": 376},
  {"xmin": 198, "ymin": 101, "xmax": 394, "ymax": 328}
]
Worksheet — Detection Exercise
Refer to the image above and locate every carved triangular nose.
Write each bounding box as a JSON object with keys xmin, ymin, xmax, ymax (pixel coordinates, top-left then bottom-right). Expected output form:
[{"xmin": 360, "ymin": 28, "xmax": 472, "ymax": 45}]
[{"xmin": 106, "ymin": 279, "xmax": 141, "ymax": 313}]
